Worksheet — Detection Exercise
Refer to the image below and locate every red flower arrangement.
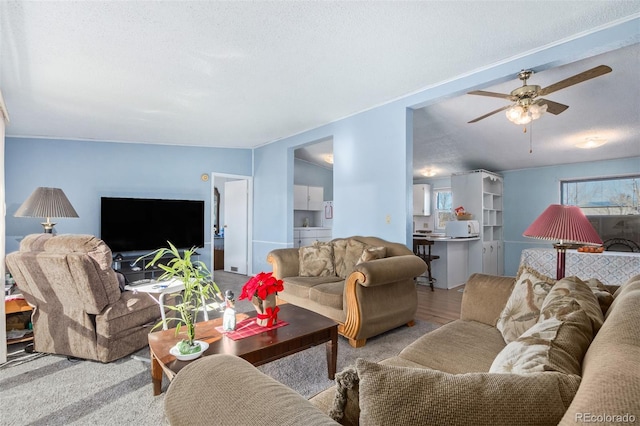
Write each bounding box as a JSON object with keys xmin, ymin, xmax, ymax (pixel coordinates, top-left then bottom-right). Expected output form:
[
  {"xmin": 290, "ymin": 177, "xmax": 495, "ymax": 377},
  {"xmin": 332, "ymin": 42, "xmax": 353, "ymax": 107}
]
[
  {"xmin": 239, "ymin": 272, "xmax": 284, "ymax": 327},
  {"xmin": 239, "ymin": 272, "xmax": 284, "ymax": 301}
]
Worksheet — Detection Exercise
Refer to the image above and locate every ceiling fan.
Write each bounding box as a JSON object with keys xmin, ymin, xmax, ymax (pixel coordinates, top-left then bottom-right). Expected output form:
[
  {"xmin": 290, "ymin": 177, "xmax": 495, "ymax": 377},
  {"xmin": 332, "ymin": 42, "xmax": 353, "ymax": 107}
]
[{"xmin": 467, "ymin": 65, "xmax": 612, "ymax": 124}]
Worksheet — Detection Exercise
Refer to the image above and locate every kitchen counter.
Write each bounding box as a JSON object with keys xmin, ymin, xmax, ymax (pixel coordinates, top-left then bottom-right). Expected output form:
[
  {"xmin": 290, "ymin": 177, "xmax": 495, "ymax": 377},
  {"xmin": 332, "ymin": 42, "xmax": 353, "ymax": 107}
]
[
  {"xmin": 414, "ymin": 235, "xmax": 480, "ymax": 242},
  {"xmin": 294, "ymin": 227, "xmax": 332, "ymax": 230},
  {"xmin": 413, "ymin": 234, "xmax": 475, "ymax": 289}
]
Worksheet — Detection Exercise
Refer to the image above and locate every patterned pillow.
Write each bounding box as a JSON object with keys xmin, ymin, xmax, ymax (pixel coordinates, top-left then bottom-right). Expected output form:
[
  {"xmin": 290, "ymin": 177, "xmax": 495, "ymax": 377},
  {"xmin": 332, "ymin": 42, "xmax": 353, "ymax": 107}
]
[
  {"xmin": 357, "ymin": 246, "xmax": 386, "ymax": 265},
  {"xmin": 333, "ymin": 239, "xmax": 367, "ymax": 278},
  {"xmin": 356, "ymin": 358, "xmax": 580, "ymax": 426},
  {"xmin": 490, "ymin": 303, "xmax": 594, "ymax": 376},
  {"xmin": 299, "ymin": 242, "xmax": 335, "ymax": 277},
  {"xmin": 539, "ymin": 276, "xmax": 604, "ymax": 333},
  {"xmin": 496, "ymin": 265, "xmax": 556, "ymax": 343}
]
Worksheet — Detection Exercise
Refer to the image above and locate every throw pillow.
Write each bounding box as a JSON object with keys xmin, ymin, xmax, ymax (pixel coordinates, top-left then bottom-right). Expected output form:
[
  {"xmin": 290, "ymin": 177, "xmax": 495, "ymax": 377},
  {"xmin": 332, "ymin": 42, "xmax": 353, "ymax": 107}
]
[
  {"xmin": 328, "ymin": 365, "xmax": 359, "ymax": 423},
  {"xmin": 584, "ymin": 278, "xmax": 614, "ymax": 315},
  {"xmin": 333, "ymin": 239, "xmax": 367, "ymax": 279},
  {"xmin": 356, "ymin": 246, "xmax": 386, "ymax": 265},
  {"xmin": 490, "ymin": 304, "xmax": 594, "ymax": 376},
  {"xmin": 356, "ymin": 358, "xmax": 581, "ymax": 426},
  {"xmin": 299, "ymin": 243, "xmax": 335, "ymax": 277},
  {"xmin": 496, "ymin": 265, "xmax": 555, "ymax": 343},
  {"xmin": 539, "ymin": 276, "xmax": 604, "ymax": 333}
]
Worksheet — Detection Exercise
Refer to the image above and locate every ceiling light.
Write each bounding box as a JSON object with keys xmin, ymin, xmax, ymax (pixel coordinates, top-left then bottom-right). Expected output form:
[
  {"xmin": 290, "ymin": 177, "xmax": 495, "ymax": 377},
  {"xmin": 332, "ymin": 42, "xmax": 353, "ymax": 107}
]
[
  {"xmin": 576, "ymin": 137, "xmax": 607, "ymax": 149},
  {"xmin": 323, "ymin": 154, "xmax": 334, "ymax": 164},
  {"xmin": 421, "ymin": 169, "xmax": 436, "ymax": 177},
  {"xmin": 505, "ymin": 102, "xmax": 547, "ymax": 125}
]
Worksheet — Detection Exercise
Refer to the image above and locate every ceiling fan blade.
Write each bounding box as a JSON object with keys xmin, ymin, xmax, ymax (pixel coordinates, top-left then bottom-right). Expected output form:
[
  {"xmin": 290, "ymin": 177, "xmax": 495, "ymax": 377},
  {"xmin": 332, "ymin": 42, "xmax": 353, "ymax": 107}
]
[
  {"xmin": 467, "ymin": 90, "xmax": 514, "ymax": 100},
  {"xmin": 468, "ymin": 105, "xmax": 511, "ymax": 123},
  {"xmin": 538, "ymin": 65, "xmax": 612, "ymax": 96},
  {"xmin": 536, "ymin": 98, "xmax": 569, "ymax": 115}
]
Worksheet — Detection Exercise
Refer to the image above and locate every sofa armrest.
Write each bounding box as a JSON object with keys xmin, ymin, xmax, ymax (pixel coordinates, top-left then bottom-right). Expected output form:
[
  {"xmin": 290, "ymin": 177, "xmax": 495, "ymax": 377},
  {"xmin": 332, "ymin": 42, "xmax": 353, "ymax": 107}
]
[
  {"xmin": 460, "ymin": 273, "xmax": 516, "ymax": 326},
  {"xmin": 267, "ymin": 248, "xmax": 300, "ymax": 278},
  {"xmin": 351, "ymin": 255, "xmax": 426, "ymax": 287},
  {"xmin": 165, "ymin": 354, "xmax": 339, "ymax": 426}
]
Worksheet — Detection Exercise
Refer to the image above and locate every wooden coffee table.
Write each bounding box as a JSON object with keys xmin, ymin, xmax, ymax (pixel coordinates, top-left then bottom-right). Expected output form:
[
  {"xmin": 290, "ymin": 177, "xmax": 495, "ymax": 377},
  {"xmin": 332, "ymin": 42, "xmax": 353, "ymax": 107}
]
[{"xmin": 147, "ymin": 303, "xmax": 339, "ymax": 395}]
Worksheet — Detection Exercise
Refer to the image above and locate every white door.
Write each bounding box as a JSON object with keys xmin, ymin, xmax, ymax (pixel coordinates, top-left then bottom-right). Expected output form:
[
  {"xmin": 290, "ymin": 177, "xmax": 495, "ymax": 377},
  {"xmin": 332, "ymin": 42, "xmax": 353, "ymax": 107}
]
[{"xmin": 224, "ymin": 179, "xmax": 248, "ymax": 274}]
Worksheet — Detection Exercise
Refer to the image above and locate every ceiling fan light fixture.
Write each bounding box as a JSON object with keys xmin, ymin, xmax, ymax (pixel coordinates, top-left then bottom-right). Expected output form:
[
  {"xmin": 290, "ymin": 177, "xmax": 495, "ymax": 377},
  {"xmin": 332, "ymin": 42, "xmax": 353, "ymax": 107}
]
[
  {"xmin": 505, "ymin": 102, "xmax": 547, "ymax": 125},
  {"xmin": 506, "ymin": 105, "xmax": 531, "ymax": 125},
  {"xmin": 323, "ymin": 154, "xmax": 334, "ymax": 164},
  {"xmin": 529, "ymin": 103, "xmax": 548, "ymax": 120},
  {"xmin": 576, "ymin": 137, "xmax": 607, "ymax": 149},
  {"xmin": 421, "ymin": 169, "xmax": 436, "ymax": 177}
]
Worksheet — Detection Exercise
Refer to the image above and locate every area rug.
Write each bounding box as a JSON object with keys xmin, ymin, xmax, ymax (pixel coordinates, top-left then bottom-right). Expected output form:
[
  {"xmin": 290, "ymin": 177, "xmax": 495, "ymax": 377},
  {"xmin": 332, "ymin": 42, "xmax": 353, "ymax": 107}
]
[{"xmin": 0, "ymin": 318, "xmax": 440, "ymax": 425}]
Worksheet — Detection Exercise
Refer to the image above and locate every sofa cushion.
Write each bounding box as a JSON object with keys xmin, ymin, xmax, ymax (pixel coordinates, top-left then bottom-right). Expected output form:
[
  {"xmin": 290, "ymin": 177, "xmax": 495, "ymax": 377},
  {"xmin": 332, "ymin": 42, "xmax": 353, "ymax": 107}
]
[
  {"xmin": 496, "ymin": 265, "xmax": 555, "ymax": 343},
  {"xmin": 398, "ymin": 320, "xmax": 506, "ymax": 373},
  {"xmin": 539, "ymin": 276, "xmax": 603, "ymax": 333},
  {"xmin": 356, "ymin": 246, "xmax": 386, "ymax": 264},
  {"xmin": 333, "ymin": 239, "xmax": 367, "ymax": 279},
  {"xmin": 299, "ymin": 243, "xmax": 335, "ymax": 277},
  {"xmin": 309, "ymin": 281, "xmax": 344, "ymax": 310},
  {"xmin": 356, "ymin": 358, "xmax": 581, "ymax": 426},
  {"xmin": 490, "ymin": 304, "xmax": 593, "ymax": 376},
  {"xmin": 281, "ymin": 276, "xmax": 343, "ymax": 300}
]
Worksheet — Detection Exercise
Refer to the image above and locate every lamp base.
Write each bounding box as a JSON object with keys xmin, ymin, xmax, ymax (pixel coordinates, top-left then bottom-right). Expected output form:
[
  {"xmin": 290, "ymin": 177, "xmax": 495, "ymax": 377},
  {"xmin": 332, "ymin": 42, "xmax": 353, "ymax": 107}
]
[
  {"xmin": 41, "ymin": 220, "xmax": 56, "ymax": 234},
  {"xmin": 553, "ymin": 243, "xmax": 570, "ymax": 280}
]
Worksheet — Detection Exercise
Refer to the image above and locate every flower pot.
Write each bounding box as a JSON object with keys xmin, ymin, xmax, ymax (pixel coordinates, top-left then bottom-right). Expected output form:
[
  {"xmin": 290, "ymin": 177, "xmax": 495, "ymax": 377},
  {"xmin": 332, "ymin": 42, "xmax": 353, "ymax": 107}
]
[
  {"xmin": 169, "ymin": 340, "xmax": 209, "ymax": 361},
  {"xmin": 252, "ymin": 293, "xmax": 278, "ymax": 327}
]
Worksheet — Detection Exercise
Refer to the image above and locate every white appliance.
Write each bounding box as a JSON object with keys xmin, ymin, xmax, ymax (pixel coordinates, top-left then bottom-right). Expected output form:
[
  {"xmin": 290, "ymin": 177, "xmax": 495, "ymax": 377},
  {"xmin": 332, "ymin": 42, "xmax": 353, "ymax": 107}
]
[
  {"xmin": 445, "ymin": 220, "xmax": 480, "ymax": 238},
  {"xmin": 321, "ymin": 201, "xmax": 333, "ymax": 228}
]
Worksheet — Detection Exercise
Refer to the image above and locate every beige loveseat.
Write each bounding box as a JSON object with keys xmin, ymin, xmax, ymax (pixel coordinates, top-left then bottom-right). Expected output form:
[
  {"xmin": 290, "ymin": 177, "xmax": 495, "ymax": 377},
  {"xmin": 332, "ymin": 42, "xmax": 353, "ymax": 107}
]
[
  {"xmin": 164, "ymin": 271, "xmax": 640, "ymax": 426},
  {"xmin": 267, "ymin": 236, "xmax": 427, "ymax": 347},
  {"xmin": 5, "ymin": 234, "xmax": 161, "ymax": 362}
]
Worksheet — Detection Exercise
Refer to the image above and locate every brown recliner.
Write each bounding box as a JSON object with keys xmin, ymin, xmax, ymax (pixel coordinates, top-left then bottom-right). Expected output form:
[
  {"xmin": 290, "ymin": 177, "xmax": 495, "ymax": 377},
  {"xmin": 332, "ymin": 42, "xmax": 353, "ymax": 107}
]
[{"xmin": 5, "ymin": 234, "xmax": 160, "ymax": 362}]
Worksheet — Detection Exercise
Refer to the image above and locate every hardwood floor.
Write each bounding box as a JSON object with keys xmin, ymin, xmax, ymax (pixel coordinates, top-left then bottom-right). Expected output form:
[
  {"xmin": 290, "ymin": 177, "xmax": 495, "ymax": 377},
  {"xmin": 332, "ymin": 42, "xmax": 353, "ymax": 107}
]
[{"xmin": 415, "ymin": 283, "xmax": 464, "ymax": 325}]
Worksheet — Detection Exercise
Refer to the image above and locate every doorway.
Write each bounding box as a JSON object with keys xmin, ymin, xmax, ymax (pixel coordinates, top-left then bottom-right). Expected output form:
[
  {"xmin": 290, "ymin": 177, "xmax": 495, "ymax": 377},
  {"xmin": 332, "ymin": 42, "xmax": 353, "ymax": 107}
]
[{"xmin": 211, "ymin": 173, "xmax": 253, "ymax": 276}]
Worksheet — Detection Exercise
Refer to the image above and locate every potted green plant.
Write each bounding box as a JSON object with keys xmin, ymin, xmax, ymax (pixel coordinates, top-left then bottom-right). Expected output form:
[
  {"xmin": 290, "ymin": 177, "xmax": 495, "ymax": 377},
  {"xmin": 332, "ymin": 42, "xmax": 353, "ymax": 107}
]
[{"xmin": 141, "ymin": 242, "xmax": 222, "ymax": 359}]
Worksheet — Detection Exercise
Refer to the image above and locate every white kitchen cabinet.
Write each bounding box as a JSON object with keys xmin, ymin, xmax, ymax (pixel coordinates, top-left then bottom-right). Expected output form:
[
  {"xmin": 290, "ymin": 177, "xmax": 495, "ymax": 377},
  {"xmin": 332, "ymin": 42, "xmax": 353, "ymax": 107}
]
[
  {"xmin": 452, "ymin": 169, "xmax": 503, "ymax": 276},
  {"xmin": 413, "ymin": 184, "xmax": 431, "ymax": 216},
  {"xmin": 293, "ymin": 228, "xmax": 332, "ymax": 248},
  {"xmin": 294, "ymin": 185, "xmax": 324, "ymax": 211}
]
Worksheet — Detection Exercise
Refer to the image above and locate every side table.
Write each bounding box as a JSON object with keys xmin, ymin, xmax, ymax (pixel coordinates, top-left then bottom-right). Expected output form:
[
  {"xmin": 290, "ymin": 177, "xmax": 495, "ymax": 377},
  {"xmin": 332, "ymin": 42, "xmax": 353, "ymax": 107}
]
[
  {"xmin": 125, "ymin": 279, "xmax": 211, "ymax": 329},
  {"xmin": 5, "ymin": 296, "xmax": 34, "ymax": 345}
]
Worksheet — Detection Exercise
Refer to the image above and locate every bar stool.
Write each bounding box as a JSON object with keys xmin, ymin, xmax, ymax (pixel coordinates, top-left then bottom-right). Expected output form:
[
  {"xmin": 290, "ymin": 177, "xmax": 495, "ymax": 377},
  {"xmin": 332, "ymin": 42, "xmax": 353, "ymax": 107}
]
[{"xmin": 413, "ymin": 238, "xmax": 439, "ymax": 291}]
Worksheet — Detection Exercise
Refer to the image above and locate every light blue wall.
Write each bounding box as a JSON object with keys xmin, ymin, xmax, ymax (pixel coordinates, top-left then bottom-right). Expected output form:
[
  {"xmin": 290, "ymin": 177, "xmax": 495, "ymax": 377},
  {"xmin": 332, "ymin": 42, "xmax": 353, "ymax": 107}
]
[
  {"xmin": 252, "ymin": 103, "xmax": 414, "ymax": 273},
  {"xmin": 502, "ymin": 156, "xmax": 640, "ymax": 276},
  {"xmin": 293, "ymin": 159, "xmax": 333, "ymax": 200},
  {"xmin": 5, "ymin": 137, "xmax": 252, "ymax": 269}
]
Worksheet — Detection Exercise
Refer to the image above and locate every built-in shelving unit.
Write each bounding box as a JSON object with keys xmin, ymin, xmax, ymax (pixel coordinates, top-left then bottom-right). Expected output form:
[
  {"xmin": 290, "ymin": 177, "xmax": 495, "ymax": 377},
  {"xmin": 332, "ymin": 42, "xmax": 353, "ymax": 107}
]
[{"xmin": 452, "ymin": 169, "xmax": 504, "ymax": 276}]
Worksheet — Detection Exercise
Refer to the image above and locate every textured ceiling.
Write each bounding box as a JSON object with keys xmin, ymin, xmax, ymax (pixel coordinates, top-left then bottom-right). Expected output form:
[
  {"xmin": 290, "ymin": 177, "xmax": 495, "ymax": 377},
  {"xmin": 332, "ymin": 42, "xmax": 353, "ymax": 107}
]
[{"xmin": 1, "ymin": 1, "xmax": 639, "ymax": 177}]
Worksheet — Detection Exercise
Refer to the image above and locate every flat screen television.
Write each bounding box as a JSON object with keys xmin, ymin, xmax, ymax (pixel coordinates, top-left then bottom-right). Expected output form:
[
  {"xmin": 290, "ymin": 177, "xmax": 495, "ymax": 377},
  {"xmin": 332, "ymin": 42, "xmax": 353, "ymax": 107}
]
[{"xmin": 101, "ymin": 197, "xmax": 205, "ymax": 253}]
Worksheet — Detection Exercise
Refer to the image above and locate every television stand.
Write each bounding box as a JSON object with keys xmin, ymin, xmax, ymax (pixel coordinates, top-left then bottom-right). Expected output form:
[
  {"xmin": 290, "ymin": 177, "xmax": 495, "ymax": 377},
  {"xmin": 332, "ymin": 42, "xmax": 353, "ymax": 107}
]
[{"xmin": 113, "ymin": 251, "xmax": 200, "ymax": 282}]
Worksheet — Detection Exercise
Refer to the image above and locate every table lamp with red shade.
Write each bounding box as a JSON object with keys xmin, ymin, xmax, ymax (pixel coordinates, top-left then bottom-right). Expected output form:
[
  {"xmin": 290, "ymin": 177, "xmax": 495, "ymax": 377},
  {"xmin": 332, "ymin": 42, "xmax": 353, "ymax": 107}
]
[{"xmin": 523, "ymin": 204, "xmax": 602, "ymax": 280}]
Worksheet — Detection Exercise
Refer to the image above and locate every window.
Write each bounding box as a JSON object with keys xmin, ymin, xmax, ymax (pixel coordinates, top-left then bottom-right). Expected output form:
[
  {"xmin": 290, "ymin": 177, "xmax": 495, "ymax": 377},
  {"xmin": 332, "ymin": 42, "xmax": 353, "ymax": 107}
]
[
  {"xmin": 434, "ymin": 189, "xmax": 452, "ymax": 230},
  {"xmin": 561, "ymin": 175, "xmax": 640, "ymax": 251}
]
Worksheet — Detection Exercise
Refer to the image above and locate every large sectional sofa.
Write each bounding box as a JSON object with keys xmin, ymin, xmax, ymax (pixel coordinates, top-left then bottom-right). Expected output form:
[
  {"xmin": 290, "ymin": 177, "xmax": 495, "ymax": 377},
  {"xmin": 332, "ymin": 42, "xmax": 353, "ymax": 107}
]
[
  {"xmin": 267, "ymin": 236, "xmax": 427, "ymax": 347},
  {"xmin": 164, "ymin": 268, "xmax": 640, "ymax": 426}
]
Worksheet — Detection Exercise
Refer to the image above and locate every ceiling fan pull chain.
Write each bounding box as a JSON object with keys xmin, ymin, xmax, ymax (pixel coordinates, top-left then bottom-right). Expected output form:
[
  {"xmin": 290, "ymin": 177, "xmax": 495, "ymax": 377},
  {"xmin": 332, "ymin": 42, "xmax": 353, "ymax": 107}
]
[{"xmin": 529, "ymin": 121, "xmax": 533, "ymax": 154}]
